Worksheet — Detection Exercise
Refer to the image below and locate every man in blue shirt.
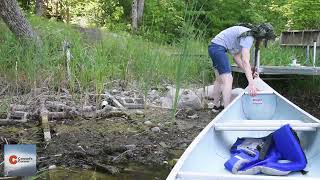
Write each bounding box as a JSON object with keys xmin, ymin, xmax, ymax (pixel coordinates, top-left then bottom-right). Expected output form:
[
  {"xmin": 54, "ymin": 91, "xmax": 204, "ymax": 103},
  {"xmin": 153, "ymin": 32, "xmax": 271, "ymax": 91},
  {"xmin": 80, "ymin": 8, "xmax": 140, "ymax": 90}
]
[{"xmin": 208, "ymin": 23, "xmax": 275, "ymax": 112}]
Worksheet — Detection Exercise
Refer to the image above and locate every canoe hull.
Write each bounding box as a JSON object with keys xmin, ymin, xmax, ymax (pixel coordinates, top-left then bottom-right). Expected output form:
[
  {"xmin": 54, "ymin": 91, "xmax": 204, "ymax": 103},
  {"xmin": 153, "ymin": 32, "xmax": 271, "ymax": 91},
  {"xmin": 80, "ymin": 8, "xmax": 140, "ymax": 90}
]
[{"xmin": 167, "ymin": 78, "xmax": 320, "ymax": 180}]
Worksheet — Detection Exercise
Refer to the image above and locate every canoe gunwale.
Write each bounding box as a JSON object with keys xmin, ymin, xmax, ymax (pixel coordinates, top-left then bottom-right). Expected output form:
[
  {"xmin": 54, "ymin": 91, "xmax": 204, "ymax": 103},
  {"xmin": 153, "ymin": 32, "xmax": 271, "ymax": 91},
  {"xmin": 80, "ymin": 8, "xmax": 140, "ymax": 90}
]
[{"xmin": 177, "ymin": 172, "xmax": 320, "ymax": 180}]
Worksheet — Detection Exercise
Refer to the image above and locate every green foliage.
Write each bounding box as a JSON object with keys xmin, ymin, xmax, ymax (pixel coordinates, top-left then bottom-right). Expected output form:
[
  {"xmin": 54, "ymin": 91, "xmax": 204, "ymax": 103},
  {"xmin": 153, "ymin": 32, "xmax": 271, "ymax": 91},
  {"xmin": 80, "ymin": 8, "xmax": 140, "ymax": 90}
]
[
  {"xmin": 141, "ymin": 0, "xmax": 186, "ymax": 43},
  {"xmin": 289, "ymin": 0, "xmax": 320, "ymax": 29}
]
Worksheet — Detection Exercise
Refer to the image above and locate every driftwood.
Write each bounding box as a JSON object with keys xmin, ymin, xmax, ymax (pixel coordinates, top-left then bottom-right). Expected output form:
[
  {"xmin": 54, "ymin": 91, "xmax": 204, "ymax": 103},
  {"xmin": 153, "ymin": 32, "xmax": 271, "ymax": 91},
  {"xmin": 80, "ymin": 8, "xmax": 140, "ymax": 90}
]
[
  {"xmin": 1, "ymin": 91, "xmax": 130, "ymax": 125},
  {"xmin": 40, "ymin": 99, "xmax": 51, "ymax": 141},
  {"xmin": 2, "ymin": 103, "xmax": 128, "ymax": 122},
  {"xmin": 87, "ymin": 93, "xmax": 125, "ymax": 109},
  {"xmin": 0, "ymin": 119, "xmax": 24, "ymax": 125}
]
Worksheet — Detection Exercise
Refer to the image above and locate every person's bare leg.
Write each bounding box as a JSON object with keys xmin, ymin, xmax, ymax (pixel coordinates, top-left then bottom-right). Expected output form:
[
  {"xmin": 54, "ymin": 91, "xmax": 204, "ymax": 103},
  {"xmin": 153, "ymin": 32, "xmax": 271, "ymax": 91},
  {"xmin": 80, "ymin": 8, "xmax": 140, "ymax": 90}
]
[
  {"xmin": 212, "ymin": 70, "xmax": 222, "ymax": 106},
  {"xmin": 220, "ymin": 73, "xmax": 233, "ymax": 107}
]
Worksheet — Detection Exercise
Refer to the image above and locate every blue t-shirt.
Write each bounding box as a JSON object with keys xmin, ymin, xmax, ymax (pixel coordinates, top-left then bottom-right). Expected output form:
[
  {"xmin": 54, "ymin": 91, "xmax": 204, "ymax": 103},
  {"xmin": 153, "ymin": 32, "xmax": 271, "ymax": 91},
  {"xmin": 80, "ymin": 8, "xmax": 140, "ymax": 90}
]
[{"xmin": 211, "ymin": 26, "xmax": 254, "ymax": 55}]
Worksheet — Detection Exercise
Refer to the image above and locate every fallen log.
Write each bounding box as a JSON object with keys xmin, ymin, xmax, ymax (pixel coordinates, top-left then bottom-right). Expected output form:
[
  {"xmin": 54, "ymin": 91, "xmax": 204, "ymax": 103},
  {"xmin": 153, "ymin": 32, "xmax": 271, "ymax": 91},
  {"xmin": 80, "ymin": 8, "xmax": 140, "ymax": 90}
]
[
  {"xmin": 45, "ymin": 101, "xmax": 74, "ymax": 112},
  {"xmin": 0, "ymin": 119, "xmax": 24, "ymax": 125},
  {"xmin": 10, "ymin": 104, "xmax": 29, "ymax": 111}
]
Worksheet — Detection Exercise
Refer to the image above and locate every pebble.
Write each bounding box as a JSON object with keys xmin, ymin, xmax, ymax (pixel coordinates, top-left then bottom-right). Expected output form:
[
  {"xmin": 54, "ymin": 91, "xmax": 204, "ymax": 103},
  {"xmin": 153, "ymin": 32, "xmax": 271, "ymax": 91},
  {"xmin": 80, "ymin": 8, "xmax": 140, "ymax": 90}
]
[
  {"xmin": 144, "ymin": 121, "xmax": 153, "ymax": 126},
  {"xmin": 48, "ymin": 165, "xmax": 57, "ymax": 170},
  {"xmin": 187, "ymin": 114, "xmax": 199, "ymax": 119},
  {"xmin": 125, "ymin": 144, "xmax": 136, "ymax": 150},
  {"xmin": 101, "ymin": 100, "xmax": 108, "ymax": 108},
  {"xmin": 151, "ymin": 127, "xmax": 161, "ymax": 132},
  {"xmin": 179, "ymin": 143, "xmax": 188, "ymax": 148},
  {"xmin": 207, "ymin": 102, "xmax": 215, "ymax": 109},
  {"xmin": 164, "ymin": 122, "xmax": 172, "ymax": 126},
  {"xmin": 82, "ymin": 165, "xmax": 92, "ymax": 169},
  {"xmin": 112, "ymin": 89, "xmax": 119, "ymax": 94},
  {"xmin": 157, "ymin": 123, "xmax": 164, "ymax": 128},
  {"xmin": 159, "ymin": 142, "xmax": 170, "ymax": 148}
]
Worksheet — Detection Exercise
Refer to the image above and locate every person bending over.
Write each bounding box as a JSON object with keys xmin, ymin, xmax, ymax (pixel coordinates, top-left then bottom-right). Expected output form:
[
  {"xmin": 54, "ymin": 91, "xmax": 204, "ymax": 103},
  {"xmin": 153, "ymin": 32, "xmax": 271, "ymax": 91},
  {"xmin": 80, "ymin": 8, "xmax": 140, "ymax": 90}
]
[{"xmin": 208, "ymin": 23, "xmax": 275, "ymax": 112}]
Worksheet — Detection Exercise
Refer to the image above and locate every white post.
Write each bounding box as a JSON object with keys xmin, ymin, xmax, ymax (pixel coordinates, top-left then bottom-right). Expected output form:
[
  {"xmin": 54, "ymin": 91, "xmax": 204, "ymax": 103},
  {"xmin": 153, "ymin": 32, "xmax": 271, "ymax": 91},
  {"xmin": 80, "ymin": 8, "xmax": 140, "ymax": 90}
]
[
  {"xmin": 63, "ymin": 40, "xmax": 72, "ymax": 82},
  {"xmin": 313, "ymin": 41, "xmax": 317, "ymax": 67},
  {"xmin": 256, "ymin": 50, "xmax": 260, "ymax": 74}
]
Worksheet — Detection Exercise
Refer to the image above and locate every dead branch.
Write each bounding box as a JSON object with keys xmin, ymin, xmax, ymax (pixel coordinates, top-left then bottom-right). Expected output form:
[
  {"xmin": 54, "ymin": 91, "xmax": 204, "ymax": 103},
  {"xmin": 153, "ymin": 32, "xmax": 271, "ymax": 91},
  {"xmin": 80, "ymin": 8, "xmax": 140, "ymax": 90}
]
[{"xmin": 0, "ymin": 85, "xmax": 9, "ymax": 96}]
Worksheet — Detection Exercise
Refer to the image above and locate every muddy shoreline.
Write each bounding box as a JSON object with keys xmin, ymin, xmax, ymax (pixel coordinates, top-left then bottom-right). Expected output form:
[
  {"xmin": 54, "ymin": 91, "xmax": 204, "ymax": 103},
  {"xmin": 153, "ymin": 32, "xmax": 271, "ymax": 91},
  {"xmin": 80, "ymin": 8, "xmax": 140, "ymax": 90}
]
[
  {"xmin": 0, "ymin": 106, "xmax": 215, "ymax": 178},
  {"xmin": 0, "ymin": 78, "xmax": 319, "ymax": 179}
]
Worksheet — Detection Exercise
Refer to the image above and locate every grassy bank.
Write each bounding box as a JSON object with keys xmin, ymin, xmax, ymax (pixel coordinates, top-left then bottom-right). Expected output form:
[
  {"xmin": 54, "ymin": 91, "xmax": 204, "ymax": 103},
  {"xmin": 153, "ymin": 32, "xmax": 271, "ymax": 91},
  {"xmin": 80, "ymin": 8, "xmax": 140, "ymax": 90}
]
[{"xmin": 0, "ymin": 16, "xmax": 211, "ymax": 95}]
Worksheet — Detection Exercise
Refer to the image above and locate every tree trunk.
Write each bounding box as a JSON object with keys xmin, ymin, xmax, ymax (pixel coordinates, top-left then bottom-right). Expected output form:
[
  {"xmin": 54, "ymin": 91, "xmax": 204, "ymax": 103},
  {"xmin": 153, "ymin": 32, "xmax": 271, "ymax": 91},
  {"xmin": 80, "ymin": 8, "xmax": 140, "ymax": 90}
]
[
  {"xmin": 132, "ymin": 0, "xmax": 138, "ymax": 32},
  {"xmin": 137, "ymin": 0, "xmax": 144, "ymax": 25},
  {"xmin": 132, "ymin": 0, "xmax": 144, "ymax": 33},
  {"xmin": 0, "ymin": 0, "xmax": 38, "ymax": 40},
  {"xmin": 36, "ymin": 0, "xmax": 44, "ymax": 16}
]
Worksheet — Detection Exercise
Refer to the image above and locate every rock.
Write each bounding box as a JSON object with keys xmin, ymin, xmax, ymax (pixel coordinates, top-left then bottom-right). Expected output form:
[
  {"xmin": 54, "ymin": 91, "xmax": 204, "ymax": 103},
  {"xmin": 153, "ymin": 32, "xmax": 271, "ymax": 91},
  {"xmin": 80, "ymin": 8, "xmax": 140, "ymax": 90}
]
[
  {"xmin": 207, "ymin": 102, "xmax": 215, "ymax": 109},
  {"xmin": 125, "ymin": 144, "xmax": 136, "ymax": 150},
  {"xmin": 135, "ymin": 110, "xmax": 144, "ymax": 115},
  {"xmin": 187, "ymin": 114, "xmax": 199, "ymax": 119},
  {"xmin": 148, "ymin": 89, "xmax": 160, "ymax": 102},
  {"xmin": 179, "ymin": 89, "xmax": 203, "ymax": 110},
  {"xmin": 124, "ymin": 150, "xmax": 134, "ymax": 158},
  {"xmin": 159, "ymin": 142, "xmax": 170, "ymax": 148},
  {"xmin": 82, "ymin": 164, "xmax": 92, "ymax": 169},
  {"xmin": 144, "ymin": 121, "xmax": 153, "ymax": 126},
  {"xmin": 196, "ymin": 85, "xmax": 215, "ymax": 99},
  {"xmin": 48, "ymin": 165, "xmax": 57, "ymax": 170},
  {"xmin": 61, "ymin": 88, "xmax": 70, "ymax": 95},
  {"xmin": 157, "ymin": 123, "xmax": 164, "ymax": 128},
  {"xmin": 111, "ymin": 89, "xmax": 119, "ymax": 94},
  {"xmin": 179, "ymin": 143, "xmax": 188, "ymax": 149},
  {"xmin": 151, "ymin": 127, "xmax": 161, "ymax": 132},
  {"xmin": 101, "ymin": 100, "xmax": 108, "ymax": 109},
  {"xmin": 163, "ymin": 161, "xmax": 169, "ymax": 165},
  {"xmin": 161, "ymin": 87, "xmax": 202, "ymax": 110}
]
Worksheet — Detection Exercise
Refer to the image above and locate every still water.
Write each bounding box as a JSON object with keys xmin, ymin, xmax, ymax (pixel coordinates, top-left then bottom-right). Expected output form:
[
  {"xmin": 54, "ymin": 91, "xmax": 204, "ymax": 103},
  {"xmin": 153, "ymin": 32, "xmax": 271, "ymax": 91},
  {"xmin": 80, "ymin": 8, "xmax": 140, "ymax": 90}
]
[{"xmin": 36, "ymin": 164, "xmax": 170, "ymax": 180}]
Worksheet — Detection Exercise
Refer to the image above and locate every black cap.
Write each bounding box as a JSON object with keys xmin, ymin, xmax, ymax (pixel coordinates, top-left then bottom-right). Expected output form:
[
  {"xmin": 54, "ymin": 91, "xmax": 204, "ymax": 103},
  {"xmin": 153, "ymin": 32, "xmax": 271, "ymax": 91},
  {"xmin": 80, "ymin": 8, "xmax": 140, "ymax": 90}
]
[{"xmin": 257, "ymin": 23, "xmax": 276, "ymax": 40}]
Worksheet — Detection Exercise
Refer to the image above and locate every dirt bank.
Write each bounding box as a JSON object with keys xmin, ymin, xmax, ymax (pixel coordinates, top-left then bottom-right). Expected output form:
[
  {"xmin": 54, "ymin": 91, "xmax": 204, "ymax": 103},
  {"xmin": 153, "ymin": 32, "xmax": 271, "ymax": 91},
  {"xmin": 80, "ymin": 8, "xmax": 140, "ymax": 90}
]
[{"xmin": 0, "ymin": 106, "xmax": 215, "ymax": 177}]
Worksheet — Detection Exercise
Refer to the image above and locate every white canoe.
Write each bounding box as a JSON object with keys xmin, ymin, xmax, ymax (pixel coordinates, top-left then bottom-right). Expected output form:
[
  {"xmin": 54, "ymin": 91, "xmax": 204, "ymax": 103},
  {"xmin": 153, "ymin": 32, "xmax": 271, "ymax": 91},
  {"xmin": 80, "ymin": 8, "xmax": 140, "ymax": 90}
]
[{"xmin": 167, "ymin": 78, "xmax": 320, "ymax": 180}]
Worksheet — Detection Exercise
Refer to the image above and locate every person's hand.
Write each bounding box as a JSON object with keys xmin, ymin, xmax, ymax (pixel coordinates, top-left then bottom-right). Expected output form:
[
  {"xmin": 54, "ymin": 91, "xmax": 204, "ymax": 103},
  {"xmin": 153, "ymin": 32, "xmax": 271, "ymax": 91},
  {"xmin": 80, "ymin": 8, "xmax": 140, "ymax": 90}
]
[{"xmin": 248, "ymin": 83, "xmax": 258, "ymax": 96}]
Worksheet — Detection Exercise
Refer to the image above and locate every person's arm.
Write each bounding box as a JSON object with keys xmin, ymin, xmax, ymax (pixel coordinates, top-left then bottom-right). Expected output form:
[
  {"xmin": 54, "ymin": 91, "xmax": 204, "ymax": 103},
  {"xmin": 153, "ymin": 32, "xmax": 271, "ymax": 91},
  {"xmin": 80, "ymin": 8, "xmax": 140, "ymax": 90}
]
[
  {"xmin": 241, "ymin": 48, "xmax": 257, "ymax": 96},
  {"xmin": 233, "ymin": 53, "xmax": 243, "ymax": 69}
]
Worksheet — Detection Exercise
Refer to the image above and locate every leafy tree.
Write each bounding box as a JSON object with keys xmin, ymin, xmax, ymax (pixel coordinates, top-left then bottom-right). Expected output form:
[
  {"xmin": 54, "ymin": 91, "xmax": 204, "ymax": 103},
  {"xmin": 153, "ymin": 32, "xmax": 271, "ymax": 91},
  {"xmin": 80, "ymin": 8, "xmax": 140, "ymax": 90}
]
[{"xmin": 289, "ymin": 0, "xmax": 320, "ymax": 29}]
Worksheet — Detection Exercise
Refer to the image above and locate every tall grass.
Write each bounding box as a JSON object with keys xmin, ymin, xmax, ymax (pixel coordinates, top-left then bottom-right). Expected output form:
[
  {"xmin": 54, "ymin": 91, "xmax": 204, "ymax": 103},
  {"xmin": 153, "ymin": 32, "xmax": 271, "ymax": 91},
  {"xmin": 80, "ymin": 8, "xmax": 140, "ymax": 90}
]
[
  {"xmin": 259, "ymin": 41, "xmax": 319, "ymax": 66},
  {"xmin": 0, "ymin": 16, "xmax": 210, "ymax": 98}
]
